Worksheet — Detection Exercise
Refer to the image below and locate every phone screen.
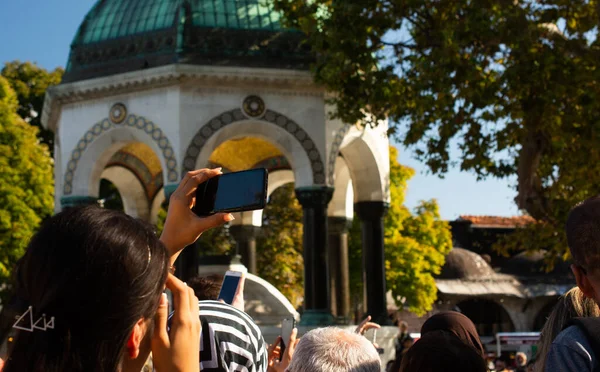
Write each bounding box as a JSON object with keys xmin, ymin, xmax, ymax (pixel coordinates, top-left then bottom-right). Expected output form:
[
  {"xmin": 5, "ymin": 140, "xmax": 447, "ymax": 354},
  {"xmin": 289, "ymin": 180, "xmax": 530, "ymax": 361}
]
[
  {"xmin": 193, "ymin": 169, "xmax": 268, "ymax": 215},
  {"xmin": 218, "ymin": 273, "xmax": 241, "ymax": 305},
  {"xmin": 280, "ymin": 318, "xmax": 296, "ymax": 360}
]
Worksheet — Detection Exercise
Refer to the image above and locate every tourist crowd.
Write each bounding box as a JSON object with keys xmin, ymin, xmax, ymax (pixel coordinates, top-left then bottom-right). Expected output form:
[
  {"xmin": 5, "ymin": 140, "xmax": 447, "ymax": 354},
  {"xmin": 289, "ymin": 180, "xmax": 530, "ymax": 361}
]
[{"xmin": 1, "ymin": 168, "xmax": 600, "ymax": 371}]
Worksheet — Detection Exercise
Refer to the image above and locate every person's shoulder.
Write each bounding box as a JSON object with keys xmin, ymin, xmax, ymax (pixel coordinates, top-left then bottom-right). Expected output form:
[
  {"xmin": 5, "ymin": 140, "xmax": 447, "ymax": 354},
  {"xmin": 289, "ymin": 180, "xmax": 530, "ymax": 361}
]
[
  {"xmin": 545, "ymin": 324, "xmax": 595, "ymax": 371},
  {"xmin": 553, "ymin": 324, "xmax": 591, "ymax": 347}
]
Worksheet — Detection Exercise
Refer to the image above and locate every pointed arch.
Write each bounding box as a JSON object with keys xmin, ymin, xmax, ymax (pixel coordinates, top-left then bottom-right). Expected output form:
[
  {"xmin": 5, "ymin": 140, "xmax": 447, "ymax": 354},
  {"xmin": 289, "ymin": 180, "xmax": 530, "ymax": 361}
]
[{"xmin": 62, "ymin": 114, "xmax": 178, "ymax": 196}]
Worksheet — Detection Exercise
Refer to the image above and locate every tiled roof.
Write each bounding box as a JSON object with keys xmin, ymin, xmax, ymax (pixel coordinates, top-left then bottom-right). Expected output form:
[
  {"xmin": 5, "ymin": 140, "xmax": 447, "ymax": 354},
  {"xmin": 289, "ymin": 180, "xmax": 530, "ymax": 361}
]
[{"xmin": 458, "ymin": 215, "xmax": 535, "ymax": 228}]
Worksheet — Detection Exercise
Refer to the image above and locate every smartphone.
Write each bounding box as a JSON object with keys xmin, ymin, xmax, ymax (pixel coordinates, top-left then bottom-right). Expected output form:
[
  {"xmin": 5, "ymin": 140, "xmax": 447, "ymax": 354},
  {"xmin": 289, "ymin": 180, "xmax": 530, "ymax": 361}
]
[
  {"xmin": 192, "ymin": 168, "xmax": 268, "ymax": 216},
  {"xmin": 217, "ymin": 271, "xmax": 242, "ymax": 305},
  {"xmin": 280, "ymin": 318, "xmax": 296, "ymax": 360},
  {"xmin": 371, "ymin": 329, "xmax": 384, "ymax": 354}
]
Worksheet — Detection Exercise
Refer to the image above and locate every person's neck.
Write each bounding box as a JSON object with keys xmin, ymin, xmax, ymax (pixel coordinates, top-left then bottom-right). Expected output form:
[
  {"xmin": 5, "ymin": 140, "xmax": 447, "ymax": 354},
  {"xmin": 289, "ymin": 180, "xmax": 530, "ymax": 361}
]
[{"xmin": 121, "ymin": 357, "xmax": 143, "ymax": 372}]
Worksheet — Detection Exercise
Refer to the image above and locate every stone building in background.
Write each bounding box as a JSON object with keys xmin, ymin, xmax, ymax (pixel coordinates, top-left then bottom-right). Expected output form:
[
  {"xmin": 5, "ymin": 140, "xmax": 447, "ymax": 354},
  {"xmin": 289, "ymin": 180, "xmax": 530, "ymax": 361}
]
[{"xmin": 393, "ymin": 216, "xmax": 573, "ymax": 352}]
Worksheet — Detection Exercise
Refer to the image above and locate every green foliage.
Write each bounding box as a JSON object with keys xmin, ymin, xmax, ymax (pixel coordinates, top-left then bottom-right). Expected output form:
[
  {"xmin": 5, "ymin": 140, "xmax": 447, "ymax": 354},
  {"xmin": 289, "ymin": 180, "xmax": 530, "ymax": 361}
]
[
  {"xmin": 273, "ymin": 0, "xmax": 600, "ymax": 262},
  {"xmin": 256, "ymin": 183, "xmax": 304, "ymax": 308},
  {"xmin": 154, "ymin": 203, "xmax": 234, "ymax": 256},
  {"xmin": 0, "ymin": 76, "xmax": 54, "ymax": 298},
  {"xmin": 154, "ymin": 184, "xmax": 303, "ymax": 306},
  {"xmin": 1, "ymin": 61, "xmax": 63, "ymax": 154},
  {"xmin": 349, "ymin": 147, "xmax": 452, "ymax": 316},
  {"xmin": 196, "ymin": 226, "xmax": 235, "ymax": 256},
  {"xmin": 155, "ymin": 205, "xmax": 167, "ymax": 236},
  {"xmin": 98, "ymin": 179, "xmax": 124, "ymax": 211}
]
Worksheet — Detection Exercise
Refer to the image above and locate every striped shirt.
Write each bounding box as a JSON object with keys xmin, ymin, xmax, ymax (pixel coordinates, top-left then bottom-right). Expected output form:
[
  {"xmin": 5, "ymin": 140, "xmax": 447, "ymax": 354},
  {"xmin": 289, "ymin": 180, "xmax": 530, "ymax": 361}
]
[{"xmin": 169, "ymin": 300, "xmax": 268, "ymax": 372}]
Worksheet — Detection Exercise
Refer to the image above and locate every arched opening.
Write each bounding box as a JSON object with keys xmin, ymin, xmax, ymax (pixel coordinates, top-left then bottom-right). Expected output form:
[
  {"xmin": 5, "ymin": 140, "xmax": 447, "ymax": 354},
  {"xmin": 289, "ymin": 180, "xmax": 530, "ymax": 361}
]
[
  {"xmin": 76, "ymin": 141, "xmax": 165, "ymax": 222},
  {"xmin": 329, "ymin": 156, "xmax": 354, "ymax": 219},
  {"xmin": 150, "ymin": 188, "xmax": 166, "ymax": 225},
  {"xmin": 102, "ymin": 143, "xmax": 164, "ymax": 222},
  {"xmin": 98, "ymin": 179, "xmax": 124, "ymax": 211},
  {"xmin": 256, "ymin": 183, "xmax": 304, "ymax": 308},
  {"xmin": 63, "ymin": 115, "xmax": 178, "ymax": 199},
  {"xmin": 187, "ymin": 116, "xmax": 320, "ymax": 187},
  {"xmin": 339, "ymin": 127, "xmax": 389, "ymax": 203},
  {"xmin": 193, "ymin": 136, "xmax": 304, "ymax": 307},
  {"xmin": 456, "ymin": 298, "xmax": 515, "ymax": 336},
  {"xmin": 337, "ymin": 126, "xmax": 390, "ymax": 323}
]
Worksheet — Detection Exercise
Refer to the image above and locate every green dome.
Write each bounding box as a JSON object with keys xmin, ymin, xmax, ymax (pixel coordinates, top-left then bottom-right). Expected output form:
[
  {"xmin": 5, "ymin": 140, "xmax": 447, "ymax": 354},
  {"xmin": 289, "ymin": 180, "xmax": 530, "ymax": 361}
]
[{"xmin": 63, "ymin": 0, "xmax": 309, "ymax": 83}]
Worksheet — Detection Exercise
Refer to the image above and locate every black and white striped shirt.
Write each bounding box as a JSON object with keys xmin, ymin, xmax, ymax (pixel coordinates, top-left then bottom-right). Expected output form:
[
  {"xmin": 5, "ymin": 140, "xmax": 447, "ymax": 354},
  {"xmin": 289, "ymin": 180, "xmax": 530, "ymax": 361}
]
[{"xmin": 169, "ymin": 300, "xmax": 267, "ymax": 372}]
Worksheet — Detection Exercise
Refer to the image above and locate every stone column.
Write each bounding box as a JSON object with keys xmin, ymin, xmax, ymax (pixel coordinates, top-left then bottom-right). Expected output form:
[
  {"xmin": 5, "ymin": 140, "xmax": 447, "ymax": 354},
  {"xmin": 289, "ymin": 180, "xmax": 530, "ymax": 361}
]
[
  {"xmin": 163, "ymin": 183, "xmax": 178, "ymax": 201},
  {"xmin": 229, "ymin": 225, "xmax": 261, "ymax": 274},
  {"xmin": 328, "ymin": 217, "xmax": 352, "ymax": 322},
  {"xmin": 355, "ymin": 201, "xmax": 390, "ymax": 325},
  {"xmin": 60, "ymin": 196, "xmax": 98, "ymax": 209},
  {"xmin": 296, "ymin": 186, "xmax": 334, "ymax": 325}
]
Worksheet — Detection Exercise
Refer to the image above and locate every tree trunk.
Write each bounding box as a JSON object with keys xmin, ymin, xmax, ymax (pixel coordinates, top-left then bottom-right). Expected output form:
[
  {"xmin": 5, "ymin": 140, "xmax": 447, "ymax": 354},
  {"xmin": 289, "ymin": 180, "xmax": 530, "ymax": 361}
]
[{"xmin": 515, "ymin": 129, "xmax": 548, "ymax": 220}]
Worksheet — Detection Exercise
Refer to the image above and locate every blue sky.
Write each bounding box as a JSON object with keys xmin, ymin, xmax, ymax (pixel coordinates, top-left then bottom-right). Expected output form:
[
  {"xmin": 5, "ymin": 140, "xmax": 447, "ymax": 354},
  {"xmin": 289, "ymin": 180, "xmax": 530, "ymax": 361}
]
[{"xmin": 0, "ymin": 0, "xmax": 519, "ymax": 220}]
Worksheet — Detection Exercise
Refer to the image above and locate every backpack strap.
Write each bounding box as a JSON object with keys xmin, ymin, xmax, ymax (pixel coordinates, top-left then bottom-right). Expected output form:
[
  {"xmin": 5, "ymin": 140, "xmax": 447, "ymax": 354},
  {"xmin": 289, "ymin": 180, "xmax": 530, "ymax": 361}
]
[{"xmin": 567, "ymin": 317, "xmax": 600, "ymax": 372}]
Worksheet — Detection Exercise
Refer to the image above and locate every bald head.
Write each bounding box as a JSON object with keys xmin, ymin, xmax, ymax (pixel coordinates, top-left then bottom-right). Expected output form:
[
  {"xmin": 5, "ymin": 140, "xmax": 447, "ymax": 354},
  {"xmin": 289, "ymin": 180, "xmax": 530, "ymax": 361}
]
[{"xmin": 286, "ymin": 327, "xmax": 380, "ymax": 372}]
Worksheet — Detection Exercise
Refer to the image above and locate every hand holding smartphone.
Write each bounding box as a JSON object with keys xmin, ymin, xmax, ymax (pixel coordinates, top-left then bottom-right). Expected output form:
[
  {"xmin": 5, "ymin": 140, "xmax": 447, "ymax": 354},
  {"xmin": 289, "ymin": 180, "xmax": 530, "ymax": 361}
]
[
  {"xmin": 280, "ymin": 318, "xmax": 296, "ymax": 361},
  {"xmin": 218, "ymin": 271, "xmax": 243, "ymax": 305},
  {"xmin": 192, "ymin": 168, "xmax": 268, "ymax": 216},
  {"xmin": 372, "ymin": 330, "xmax": 384, "ymax": 354}
]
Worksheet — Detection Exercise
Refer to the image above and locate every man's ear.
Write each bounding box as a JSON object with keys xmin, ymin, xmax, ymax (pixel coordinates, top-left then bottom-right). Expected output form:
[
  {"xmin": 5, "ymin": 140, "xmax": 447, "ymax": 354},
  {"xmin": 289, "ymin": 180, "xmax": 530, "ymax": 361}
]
[
  {"xmin": 126, "ymin": 318, "xmax": 146, "ymax": 360},
  {"xmin": 572, "ymin": 264, "xmax": 597, "ymax": 300}
]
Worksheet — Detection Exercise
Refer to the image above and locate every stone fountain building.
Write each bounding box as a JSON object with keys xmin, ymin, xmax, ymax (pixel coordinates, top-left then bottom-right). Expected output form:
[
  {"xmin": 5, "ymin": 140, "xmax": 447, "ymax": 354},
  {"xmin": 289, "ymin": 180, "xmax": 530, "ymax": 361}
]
[{"xmin": 42, "ymin": 0, "xmax": 391, "ymax": 325}]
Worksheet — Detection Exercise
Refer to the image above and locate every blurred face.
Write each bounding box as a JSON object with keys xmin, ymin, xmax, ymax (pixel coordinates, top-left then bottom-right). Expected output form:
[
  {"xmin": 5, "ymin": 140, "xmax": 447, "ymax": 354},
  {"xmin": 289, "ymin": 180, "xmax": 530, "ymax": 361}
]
[
  {"xmin": 495, "ymin": 360, "xmax": 506, "ymax": 370},
  {"xmin": 400, "ymin": 323, "xmax": 408, "ymax": 333},
  {"xmin": 516, "ymin": 354, "xmax": 526, "ymax": 366}
]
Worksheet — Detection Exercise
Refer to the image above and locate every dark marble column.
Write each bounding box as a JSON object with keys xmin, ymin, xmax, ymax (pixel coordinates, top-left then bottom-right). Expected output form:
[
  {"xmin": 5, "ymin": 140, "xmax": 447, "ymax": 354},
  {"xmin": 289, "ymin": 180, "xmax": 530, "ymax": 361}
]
[
  {"xmin": 163, "ymin": 184, "xmax": 178, "ymax": 201},
  {"xmin": 355, "ymin": 201, "xmax": 390, "ymax": 325},
  {"xmin": 60, "ymin": 196, "xmax": 98, "ymax": 210},
  {"xmin": 229, "ymin": 225, "xmax": 261, "ymax": 274},
  {"xmin": 296, "ymin": 186, "xmax": 334, "ymax": 325},
  {"xmin": 328, "ymin": 217, "xmax": 352, "ymax": 322}
]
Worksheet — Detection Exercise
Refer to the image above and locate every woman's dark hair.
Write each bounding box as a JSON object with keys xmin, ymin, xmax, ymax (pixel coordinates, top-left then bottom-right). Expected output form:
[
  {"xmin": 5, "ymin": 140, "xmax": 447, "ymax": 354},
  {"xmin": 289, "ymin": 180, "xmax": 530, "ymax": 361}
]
[
  {"xmin": 0, "ymin": 206, "xmax": 169, "ymax": 371},
  {"xmin": 399, "ymin": 330, "xmax": 487, "ymax": 372}
]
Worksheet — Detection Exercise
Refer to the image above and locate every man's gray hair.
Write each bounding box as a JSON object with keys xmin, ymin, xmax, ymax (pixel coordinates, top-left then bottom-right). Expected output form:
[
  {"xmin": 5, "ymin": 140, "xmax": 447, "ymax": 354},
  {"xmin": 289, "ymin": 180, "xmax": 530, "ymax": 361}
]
[{"xmin": 286, "ymin": 327, "xmax": 381, "ymax": 372}]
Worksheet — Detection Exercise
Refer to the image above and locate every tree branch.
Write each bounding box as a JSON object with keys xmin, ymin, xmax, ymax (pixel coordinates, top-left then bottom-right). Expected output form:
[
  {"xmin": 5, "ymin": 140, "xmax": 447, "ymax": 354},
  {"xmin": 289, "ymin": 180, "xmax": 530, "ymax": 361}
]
[{"xmin": 381, "ymin": 39, "xmax": 417, "ymax": 49}]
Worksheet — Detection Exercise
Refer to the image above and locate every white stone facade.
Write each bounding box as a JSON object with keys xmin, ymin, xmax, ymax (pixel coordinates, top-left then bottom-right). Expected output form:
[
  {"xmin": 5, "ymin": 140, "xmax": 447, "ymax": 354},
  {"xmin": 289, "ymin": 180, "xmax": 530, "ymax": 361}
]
[{"xmin": 43, "ymin": 64, "xmax": 390, "ymax": 222}]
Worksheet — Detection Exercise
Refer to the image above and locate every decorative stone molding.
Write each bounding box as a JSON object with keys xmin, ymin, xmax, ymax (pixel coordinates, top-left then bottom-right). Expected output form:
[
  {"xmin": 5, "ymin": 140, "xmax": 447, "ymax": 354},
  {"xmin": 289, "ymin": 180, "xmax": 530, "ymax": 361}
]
[
  {"xmin": 183, "ymin": 108, "xmax": 327, "ymax": 185},
  {"xmin": 295, "ymin": 186, "xmax": 334, "ymax": 208},
  {"xmin": 242, "ymin": 95, "xmax": 266, "ymax": 118},
  {"xmin": 109, "ymin": 103, "xmax": 127, "ymax": 124},
  {"xmin": 60, "ymin": 196, "xmax": 98, "ymax": 209},
  {"xmin": 63, "ymin": 113, "xmax": 178, "ymax": 196},
  {"xmin": 42, "ymin": 64, "xmax": 322, "ymax": 133},
  {"xmin": 327, "ymin": 124, "xmax": 352, "ymax": 185},
  {"xmin": 107, "ymin": 151, "xmax": 164, "ymax": 201},
  {"xmin": 252, "ymin": 156, "xmax": 291, "ymax": 171}
]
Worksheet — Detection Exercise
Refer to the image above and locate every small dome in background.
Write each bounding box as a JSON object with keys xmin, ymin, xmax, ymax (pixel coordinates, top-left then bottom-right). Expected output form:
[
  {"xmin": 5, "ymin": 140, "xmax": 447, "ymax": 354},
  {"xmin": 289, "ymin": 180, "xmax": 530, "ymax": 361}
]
[
  {"xmin": 500, "ymin": 250, "xmax": 573, "ymax": 280},
  {"xmin": 438, "ymin": 248, "xmax": 496, "ymax": 280}
]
